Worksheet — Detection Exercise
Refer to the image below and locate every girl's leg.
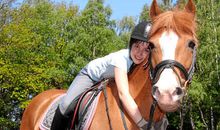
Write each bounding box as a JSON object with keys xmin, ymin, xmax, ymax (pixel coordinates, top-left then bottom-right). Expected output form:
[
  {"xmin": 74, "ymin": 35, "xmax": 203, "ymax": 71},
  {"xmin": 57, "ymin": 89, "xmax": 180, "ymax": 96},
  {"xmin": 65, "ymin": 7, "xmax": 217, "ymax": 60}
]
[
  {"xmin": 59, "ymin": 72, "xmax": 96, "ymax": 116},
  {"xmin": 51, "ymin": 69, "xmax": 96, "ymax": 130}
]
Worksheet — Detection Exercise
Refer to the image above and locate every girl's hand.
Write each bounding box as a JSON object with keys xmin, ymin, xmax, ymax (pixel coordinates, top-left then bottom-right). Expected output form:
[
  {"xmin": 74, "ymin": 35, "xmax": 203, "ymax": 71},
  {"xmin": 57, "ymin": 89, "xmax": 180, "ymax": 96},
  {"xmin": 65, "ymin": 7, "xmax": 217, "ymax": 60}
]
[{"xmin": 137, "ymin": 117, "xmax": 149, "ymax": 130}]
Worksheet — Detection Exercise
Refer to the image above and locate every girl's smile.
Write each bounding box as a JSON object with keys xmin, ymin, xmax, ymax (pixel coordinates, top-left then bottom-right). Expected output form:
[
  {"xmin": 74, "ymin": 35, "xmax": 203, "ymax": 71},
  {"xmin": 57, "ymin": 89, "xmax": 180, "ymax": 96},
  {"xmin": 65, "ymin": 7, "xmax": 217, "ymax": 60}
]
[{"xmin": 130, "ymin": 41, "xmax": 149, "ymax": 64}]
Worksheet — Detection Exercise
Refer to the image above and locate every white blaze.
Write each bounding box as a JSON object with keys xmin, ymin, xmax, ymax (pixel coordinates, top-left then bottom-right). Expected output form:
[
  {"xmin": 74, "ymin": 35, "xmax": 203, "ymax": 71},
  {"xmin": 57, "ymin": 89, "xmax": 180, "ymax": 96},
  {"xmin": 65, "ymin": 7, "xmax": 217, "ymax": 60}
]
[
  {"xmin": 155, "ymin": 31, "xmax": 180, "ymax": 101},
  {"xmin": 160, "ymin": 31, "xmax": 178, "ymax": 60}
]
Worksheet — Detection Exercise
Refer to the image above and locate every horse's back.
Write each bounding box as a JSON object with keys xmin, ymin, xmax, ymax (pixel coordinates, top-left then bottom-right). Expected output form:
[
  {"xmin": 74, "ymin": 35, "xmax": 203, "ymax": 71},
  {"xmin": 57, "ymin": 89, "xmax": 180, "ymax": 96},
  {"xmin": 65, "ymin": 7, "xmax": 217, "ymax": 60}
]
[
  {"xmin": 90, "ymin": 80, "xmax": 139, "ymax": 130},
  {"xmin": 20, "ymin": 89, "xmax": 65, "ymax": 130}
]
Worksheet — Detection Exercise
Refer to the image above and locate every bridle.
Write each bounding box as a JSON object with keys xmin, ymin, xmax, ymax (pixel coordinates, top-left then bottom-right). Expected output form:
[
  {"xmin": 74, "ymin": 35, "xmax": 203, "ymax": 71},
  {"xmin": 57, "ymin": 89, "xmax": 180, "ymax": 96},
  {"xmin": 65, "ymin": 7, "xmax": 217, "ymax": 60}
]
[
  {"xmin": 146, "ymin": 46, "xmax": 197, "ymax": 130},
  {"xmin": 149, "ymin": 47, "xmax": 197, "ymax": 87}
]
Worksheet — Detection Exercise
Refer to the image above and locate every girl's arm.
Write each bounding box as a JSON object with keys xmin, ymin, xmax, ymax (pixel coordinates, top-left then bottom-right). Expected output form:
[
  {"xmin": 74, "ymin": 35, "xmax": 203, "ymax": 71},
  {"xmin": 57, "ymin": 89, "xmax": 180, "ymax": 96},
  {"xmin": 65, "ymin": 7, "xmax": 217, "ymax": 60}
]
[{"xmin": 114, "ymin": 67, "xmax": 147, "ymax": 129}]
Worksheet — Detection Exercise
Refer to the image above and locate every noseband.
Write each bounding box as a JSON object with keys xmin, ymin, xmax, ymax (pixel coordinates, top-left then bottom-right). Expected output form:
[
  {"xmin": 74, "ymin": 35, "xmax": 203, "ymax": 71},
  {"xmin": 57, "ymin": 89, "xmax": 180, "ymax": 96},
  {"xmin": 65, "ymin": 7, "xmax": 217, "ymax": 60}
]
[{"xmin": 149, "ymin": 47, "xmax": 197, "ymax": 86}]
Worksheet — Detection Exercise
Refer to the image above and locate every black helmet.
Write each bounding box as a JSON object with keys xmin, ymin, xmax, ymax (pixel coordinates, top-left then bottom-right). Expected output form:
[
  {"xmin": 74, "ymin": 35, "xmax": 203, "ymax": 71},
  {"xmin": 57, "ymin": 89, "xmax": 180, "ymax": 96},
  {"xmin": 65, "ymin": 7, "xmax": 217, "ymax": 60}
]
[{"xmin": 130, "ymin": 21, "xmax": 151, "ymax": 42}]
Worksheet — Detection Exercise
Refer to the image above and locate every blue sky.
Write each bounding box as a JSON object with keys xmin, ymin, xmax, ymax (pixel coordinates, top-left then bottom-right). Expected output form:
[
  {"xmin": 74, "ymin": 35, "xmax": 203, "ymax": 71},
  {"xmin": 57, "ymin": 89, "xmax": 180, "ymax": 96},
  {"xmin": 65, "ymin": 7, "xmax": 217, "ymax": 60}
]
[
  {"xmin": 17, "ymin": 0, "xmax": 177, "ymax": 20},
  {"xmin": 55, "ymin": 0, "xmax": 155, "ymax": 20}
]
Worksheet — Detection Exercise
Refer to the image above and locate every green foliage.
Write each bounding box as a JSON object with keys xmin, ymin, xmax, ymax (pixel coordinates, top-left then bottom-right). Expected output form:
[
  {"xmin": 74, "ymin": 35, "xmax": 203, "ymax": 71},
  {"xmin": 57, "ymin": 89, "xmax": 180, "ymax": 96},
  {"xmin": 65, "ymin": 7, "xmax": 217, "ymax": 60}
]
[
  {"xmin": 139, "ymin": 4, "xmax": 150, "ymax": 22},
  {"xmin": 0, "ymin": 1, "xmax": 78, "ymax": 129},
  {"xmin": 0, "ymin": 117, "xmax": 17, "ymax": 130},
  {"xmin": 195, "ymin": 0, "xmax": 220, "ymax": 129},
  {"xmin": 62, "ymin": 0, "xmax": 124, "ymax": 79}
]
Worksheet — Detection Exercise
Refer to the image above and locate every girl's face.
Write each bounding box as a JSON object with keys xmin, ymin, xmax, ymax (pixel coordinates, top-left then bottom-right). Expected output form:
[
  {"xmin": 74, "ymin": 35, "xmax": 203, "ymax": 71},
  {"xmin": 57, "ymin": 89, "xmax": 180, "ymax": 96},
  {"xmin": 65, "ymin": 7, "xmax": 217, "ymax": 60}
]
[{"xmin": 130, "ymin": 41, "xmax": 149, "ymax": 64}]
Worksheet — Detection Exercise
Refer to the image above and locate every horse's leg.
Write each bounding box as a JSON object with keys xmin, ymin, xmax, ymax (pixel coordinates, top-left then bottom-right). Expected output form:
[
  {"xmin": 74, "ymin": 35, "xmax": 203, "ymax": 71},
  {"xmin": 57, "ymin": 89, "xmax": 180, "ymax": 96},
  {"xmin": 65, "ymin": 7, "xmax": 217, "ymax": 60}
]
[{"xmin": 20, "ymin": 89, "xmax": 65, "ymax": 130}]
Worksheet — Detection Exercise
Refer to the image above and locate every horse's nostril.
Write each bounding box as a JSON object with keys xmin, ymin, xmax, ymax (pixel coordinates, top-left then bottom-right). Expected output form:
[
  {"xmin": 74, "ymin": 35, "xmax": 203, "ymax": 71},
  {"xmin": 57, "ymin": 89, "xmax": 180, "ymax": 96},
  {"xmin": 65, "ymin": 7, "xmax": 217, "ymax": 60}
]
[
  {"xmin": 174, "ymin": 87, "xmax": 183, "ymax": 95},
  {"xmin": 152, "ymin": 86, "xmax": 160, "ymax": 100}
]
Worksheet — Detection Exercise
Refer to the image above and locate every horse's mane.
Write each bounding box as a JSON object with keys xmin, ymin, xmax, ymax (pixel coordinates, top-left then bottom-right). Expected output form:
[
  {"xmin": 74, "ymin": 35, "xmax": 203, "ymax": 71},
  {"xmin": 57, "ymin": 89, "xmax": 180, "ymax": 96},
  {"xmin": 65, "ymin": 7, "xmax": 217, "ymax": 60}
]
[{"xmin": 149, "ymin": 9, "xmax": 197, "ymax": 42}]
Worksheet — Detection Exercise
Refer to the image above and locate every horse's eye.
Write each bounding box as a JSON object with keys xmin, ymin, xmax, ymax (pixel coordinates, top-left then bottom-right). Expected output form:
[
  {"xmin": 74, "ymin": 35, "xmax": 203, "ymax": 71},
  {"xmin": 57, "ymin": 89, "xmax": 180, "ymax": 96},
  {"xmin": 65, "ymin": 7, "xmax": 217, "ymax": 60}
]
[
  {"xmin": 148, "ymin": 42, "xmax": 155, "ymax": 50},
  {"xmin": 188, "ymin": 41, "xmax": 195, "ymax": 49}
]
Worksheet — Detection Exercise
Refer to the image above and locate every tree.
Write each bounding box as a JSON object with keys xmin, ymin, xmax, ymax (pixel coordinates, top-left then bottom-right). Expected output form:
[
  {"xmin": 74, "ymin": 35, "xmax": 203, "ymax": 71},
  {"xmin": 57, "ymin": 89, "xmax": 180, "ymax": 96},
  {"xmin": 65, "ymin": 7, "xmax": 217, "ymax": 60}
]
[
  {"xmin": 0, "ymin": 0, "xmax": 79, "ymax": 129},
  {"xmin": 62, "ymin": 0, "xmax": 125, "ymax": 78},
  {"xmin": 191, "ymin": 0, "xmax": 220, "ymax": 129},
  {"xmin": 115, "ymin": 16, "xmax": 136, "ymax": 45},
  {"xmin": 139, "ymin": 4, "xmax": 150, "ymax": 22},
  {"xmin": 0, "ymin": 0, "xmax": 16, "ymax": 30}
]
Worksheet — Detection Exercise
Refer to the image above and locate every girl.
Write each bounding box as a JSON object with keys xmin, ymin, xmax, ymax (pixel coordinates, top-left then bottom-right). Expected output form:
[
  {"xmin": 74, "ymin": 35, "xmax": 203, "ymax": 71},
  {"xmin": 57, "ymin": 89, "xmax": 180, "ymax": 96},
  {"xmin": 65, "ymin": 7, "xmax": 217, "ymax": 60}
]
[{"xmin": 51, "ymin": 21, "xmax": 151, "ymax": 130}]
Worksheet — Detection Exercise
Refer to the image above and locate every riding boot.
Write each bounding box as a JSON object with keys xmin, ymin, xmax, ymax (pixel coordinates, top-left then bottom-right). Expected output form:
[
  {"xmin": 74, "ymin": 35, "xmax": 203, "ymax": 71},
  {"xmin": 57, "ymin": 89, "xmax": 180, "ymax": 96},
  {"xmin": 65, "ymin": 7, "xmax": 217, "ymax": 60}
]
[{"xmin": 51, "ymin": 107, "xmax": 69, "ymax": 130}]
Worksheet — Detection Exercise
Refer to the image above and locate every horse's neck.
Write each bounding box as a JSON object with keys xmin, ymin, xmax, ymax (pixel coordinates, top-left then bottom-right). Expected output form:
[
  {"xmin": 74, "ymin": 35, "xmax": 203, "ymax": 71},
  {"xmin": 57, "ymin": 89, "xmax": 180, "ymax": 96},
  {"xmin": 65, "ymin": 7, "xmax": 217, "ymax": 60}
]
[
  {"xmin": 128, "ymin": 63, "xmax": 165, "ymax": 121},
  {"xmin": 128, "ymin": 63, "xmax": 151, "ymax": 97}
]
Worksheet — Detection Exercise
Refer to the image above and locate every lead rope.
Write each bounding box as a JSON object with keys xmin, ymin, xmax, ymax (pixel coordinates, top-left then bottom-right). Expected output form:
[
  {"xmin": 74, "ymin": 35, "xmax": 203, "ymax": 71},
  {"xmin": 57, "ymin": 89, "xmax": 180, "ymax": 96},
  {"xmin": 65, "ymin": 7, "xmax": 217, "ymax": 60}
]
[
  {"xmin": 180, "ymin": 95, "xmax": 187, "ymax": 130},
  {"xmin": 102, "ymin": 80, "xmax": 113, "ymax": 130}
]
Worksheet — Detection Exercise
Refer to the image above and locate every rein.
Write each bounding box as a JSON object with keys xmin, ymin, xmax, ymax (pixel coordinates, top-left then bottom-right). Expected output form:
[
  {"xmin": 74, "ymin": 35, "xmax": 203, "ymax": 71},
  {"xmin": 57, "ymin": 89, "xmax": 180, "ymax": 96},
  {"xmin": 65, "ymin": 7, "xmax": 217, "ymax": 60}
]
[
  {"xmin": 147, "ymin": 99, "xmax": 157, "ymax": 130},
  {"xmin": 102, "ymin": 80, "xmax": 114, "ymax": 130}
]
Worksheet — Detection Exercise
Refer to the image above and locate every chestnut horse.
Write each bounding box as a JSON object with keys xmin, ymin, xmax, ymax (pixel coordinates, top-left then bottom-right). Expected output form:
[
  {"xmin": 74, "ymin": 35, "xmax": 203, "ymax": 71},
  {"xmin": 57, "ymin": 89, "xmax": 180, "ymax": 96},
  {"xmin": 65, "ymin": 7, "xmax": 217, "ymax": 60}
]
[{"xmin": 20, "ymin": 0, "xmax": 198, "ymax": 129}]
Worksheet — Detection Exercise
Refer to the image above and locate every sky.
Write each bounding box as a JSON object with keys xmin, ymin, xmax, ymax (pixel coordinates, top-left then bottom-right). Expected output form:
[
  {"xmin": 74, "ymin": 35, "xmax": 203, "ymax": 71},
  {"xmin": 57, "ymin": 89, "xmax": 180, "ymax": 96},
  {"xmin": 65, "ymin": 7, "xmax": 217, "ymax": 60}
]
[
  {"xmin": 16, "ymin": 0, "xmax": 177, "ymax": 20},
  {"xmin": 55, "ymin": 0, "xmax": 155, "ymax": 20}
]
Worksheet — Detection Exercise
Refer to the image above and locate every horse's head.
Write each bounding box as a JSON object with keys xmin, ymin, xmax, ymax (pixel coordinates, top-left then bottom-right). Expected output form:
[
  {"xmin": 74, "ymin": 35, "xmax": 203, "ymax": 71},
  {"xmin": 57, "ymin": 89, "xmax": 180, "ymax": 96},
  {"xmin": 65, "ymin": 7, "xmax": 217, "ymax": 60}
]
[{"xmin": 148, "ymin": 0, "xmax": 198, "ymax": 112}]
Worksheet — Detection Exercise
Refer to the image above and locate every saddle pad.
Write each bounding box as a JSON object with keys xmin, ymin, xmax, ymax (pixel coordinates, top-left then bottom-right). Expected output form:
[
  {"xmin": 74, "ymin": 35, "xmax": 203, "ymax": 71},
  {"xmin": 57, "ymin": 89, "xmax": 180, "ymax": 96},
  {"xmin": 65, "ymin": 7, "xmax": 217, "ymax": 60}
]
[
  {"xmin": 77, "ymin": 91, "xmax": 102, "ymax": 130},
  {"xmin": 39, "ymin": 94, "xmax": 65, "ymax": 130}
]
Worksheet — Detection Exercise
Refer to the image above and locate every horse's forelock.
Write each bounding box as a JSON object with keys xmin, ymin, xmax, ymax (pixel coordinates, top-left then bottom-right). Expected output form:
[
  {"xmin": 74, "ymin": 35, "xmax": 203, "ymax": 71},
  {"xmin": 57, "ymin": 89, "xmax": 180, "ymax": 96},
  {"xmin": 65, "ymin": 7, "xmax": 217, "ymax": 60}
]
[{"xmin": 149, "ymin": 10, "xmax": 197, "ymax": 42}]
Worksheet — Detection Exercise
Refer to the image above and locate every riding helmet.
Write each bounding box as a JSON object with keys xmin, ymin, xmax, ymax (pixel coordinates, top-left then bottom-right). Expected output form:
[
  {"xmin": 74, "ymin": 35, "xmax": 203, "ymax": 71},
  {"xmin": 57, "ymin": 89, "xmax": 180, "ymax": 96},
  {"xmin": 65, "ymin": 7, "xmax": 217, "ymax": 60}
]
[{"xmin": 129, "ymin": 21, "xmax": 151, "ymax": 49}]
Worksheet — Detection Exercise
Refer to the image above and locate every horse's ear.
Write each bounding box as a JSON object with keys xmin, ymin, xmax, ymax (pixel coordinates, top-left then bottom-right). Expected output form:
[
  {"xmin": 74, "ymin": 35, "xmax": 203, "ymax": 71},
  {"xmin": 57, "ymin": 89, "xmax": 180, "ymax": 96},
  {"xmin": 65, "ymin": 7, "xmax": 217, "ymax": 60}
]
[
  {"xmin": 150, "ymin": 0, "xmax": 162, "ymax": 20},
  {"xmin": 184, "ymin": 0, "xmax": 196, "ymax": 16}
]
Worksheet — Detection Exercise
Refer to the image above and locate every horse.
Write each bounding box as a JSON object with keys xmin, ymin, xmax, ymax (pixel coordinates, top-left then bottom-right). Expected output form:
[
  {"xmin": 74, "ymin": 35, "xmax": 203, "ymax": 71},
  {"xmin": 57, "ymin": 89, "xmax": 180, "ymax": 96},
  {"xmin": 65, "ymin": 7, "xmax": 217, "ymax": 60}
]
[{"xmin": 20, "ymin": 0, "xmax": 198, "ymax": 129}]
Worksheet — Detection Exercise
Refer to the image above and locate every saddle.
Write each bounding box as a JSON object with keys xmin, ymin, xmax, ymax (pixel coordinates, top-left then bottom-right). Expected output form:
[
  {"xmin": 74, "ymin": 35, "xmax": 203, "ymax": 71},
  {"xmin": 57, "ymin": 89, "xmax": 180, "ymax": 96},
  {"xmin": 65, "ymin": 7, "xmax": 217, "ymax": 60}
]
[{"xmin": 40, "ymin": 80, "xmax": 108, "ymax": 130}]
